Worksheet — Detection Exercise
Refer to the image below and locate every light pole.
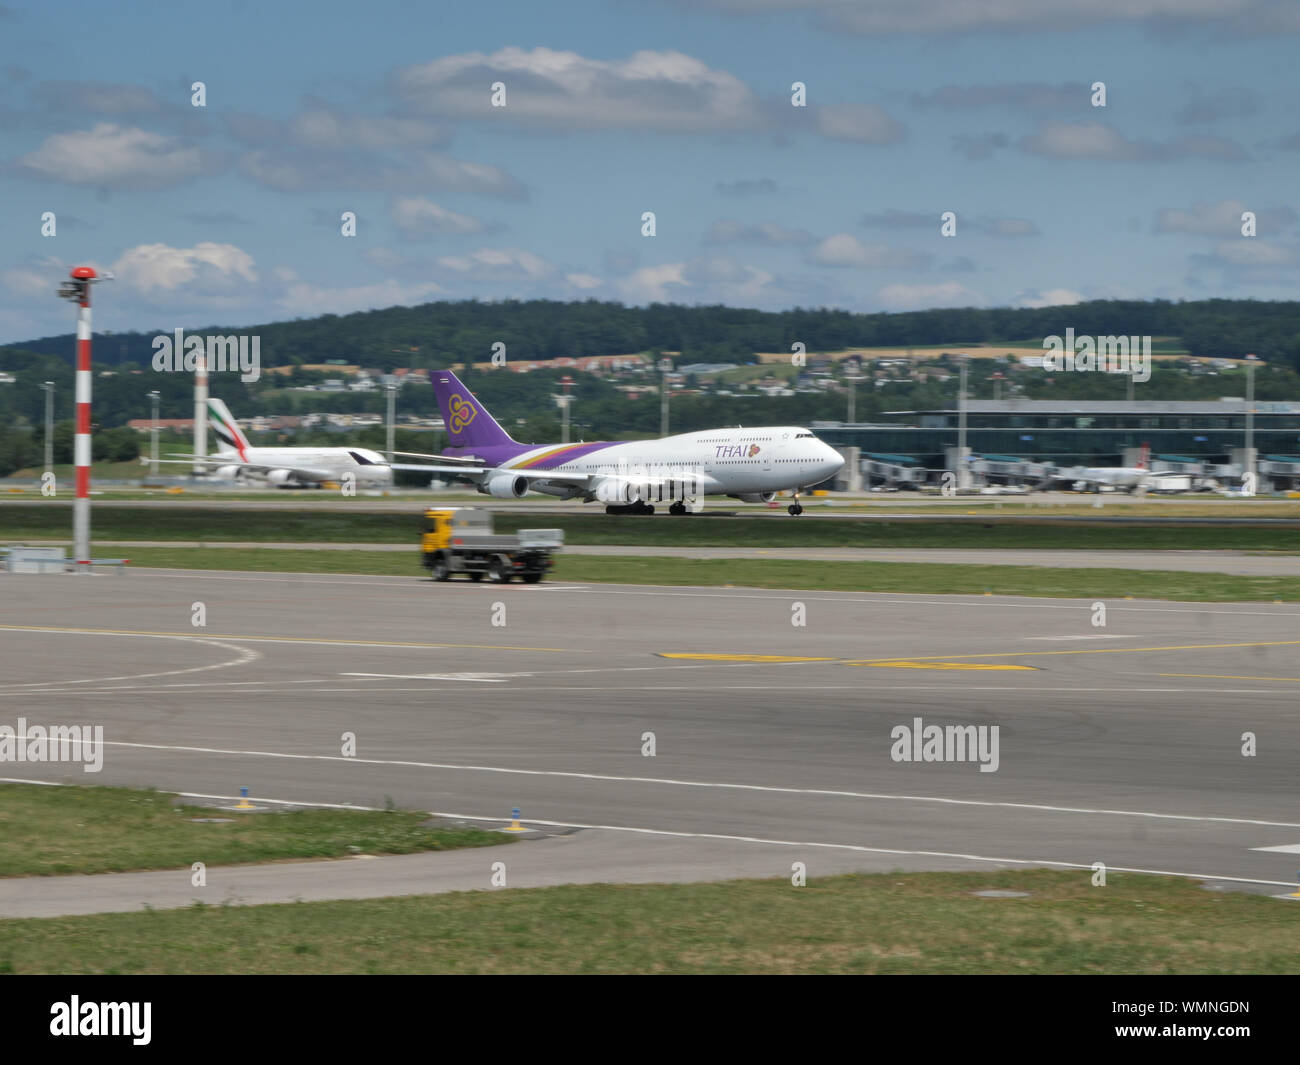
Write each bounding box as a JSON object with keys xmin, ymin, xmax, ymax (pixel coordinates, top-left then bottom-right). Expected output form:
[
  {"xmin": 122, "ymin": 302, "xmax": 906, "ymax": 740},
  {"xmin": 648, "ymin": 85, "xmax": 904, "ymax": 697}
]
[
  {"xmin": 558, "ymin": 375, "xmax": 574, "ymax": 443},
  {"xmin": 40, "ymin": 381, "xmax": 54, "ymax": 476},
  {"xmin": 56, "ymin": 266, "xmax": 112, "ymax": 569},
  {"xmin": 844, "ymin": 373, "xmax": 864, "ymax": 423},
  {"xmin": 148, "ymin": 390, "xmax": 160, "ymax": 479},
  {"xmin": 658, "ymin": 358, "xmax": 672, "ymax": 436},
  {"xmin": 1245, "ymin": 353, "xmax": 1259, "ymax": 490},
  {"xmin": 957, "ymin": 353, "xmax": 970, "ymax": 490},
  {"xmin": 384, "ymin": 377, "xmax": 396, "ymax": 463}
]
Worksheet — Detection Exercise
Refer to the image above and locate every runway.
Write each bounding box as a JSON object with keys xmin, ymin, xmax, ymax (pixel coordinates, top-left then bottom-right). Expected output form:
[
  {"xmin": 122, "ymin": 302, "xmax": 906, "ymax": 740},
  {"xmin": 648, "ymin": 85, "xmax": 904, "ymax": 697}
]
[
  {"xmin": 7, "ymin": 540, "xmax": 1300, "ymax": 575},
  {"xmin": 3, "ymin": 568, "xmax": 1300, "ymax": 908}
]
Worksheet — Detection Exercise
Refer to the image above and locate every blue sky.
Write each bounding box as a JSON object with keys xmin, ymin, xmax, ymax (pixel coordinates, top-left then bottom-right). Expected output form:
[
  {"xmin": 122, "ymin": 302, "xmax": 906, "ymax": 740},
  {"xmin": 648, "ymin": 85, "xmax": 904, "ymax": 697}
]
[{"xmin": 1, "ymin": 0, "xmax": 1298, "ymax": 343}]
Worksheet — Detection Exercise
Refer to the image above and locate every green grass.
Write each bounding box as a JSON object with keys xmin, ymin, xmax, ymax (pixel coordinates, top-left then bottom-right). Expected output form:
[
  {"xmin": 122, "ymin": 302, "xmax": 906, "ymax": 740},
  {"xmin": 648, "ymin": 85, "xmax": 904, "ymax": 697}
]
[
  {"xmin": 90, "ymin": 546, "xmax": 1300, "ymax": 601},
  {"xmin": 0, "ymin": 784, "xmax": 507, "ymax": 877},
  {"xmin": 4, "ymin": 461, "xmax": 158, "ymax": 481},
  {"xmin": 2, "ymin": 505, "xmax": 1299, "ymax": 550},
  {"xmin": 0, "ymin": 869, "xmax": 1294, "ymax": 974}
]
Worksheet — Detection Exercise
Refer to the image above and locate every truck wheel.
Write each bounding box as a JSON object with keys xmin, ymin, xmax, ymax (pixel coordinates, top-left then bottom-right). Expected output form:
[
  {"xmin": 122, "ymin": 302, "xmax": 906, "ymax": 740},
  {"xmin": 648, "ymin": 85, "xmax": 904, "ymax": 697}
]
[
  {"xmin": 468, "ymin": 571, "xmax": 484, "ymax": 582},
  {"xmin": 430, "ymin": 553, "xmax": 451, "ymax": 582},
  {"xmin": 489, "ymin": 557, "xmax": 512, "ymax": 583},
  {"xmin": 521, "ymin": 572, "xmax": 543, "ymax": 584}
]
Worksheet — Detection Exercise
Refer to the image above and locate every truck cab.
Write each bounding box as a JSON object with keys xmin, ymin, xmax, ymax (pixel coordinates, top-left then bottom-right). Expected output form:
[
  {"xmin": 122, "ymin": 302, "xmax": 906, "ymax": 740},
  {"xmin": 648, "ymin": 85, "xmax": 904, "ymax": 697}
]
[{"xmin": 420, "ymin": 507, "xmax": 563, "ymax": 584}]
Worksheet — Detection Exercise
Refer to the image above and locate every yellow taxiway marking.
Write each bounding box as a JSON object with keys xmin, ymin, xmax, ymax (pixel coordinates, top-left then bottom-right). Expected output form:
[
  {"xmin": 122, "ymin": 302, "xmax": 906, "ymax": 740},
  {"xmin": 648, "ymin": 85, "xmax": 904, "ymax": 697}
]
[
  {"xmin": 657, "ymin": 653, "xmax": 838, "ymax": 663},
  {"xmin": 0, "ymin": 624, "xmax": 578, "ymax": 654},
  {"xmin": 851, "ymin": 639, "xmax": 1300, "ymax": 663},
  {"xmin": 659, "ymin": 639, "xmax": 1300, "ymax": 670},
  {"xmin": 1160, "ymin": 673, "xmax": 1300, "ymax": 684},
  {"xmin": 846, "ymin": 661, "xmax": 1038, "ymax": 671}
]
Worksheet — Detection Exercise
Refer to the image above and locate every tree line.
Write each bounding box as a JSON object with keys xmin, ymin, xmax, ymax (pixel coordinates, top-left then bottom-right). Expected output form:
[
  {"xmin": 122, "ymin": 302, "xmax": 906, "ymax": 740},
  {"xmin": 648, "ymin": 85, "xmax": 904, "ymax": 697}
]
[{"xmin": 7, "ymin": 296, "xmax": 1300, "ymax": 372}]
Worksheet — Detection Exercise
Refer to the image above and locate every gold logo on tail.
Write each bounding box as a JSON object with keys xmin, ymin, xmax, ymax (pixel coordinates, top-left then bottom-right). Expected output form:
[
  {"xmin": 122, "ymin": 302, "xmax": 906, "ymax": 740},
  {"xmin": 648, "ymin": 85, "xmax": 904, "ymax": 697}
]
[{"xmin": 448, "ymin": 394, "xmax": 477, "ymax": 434}]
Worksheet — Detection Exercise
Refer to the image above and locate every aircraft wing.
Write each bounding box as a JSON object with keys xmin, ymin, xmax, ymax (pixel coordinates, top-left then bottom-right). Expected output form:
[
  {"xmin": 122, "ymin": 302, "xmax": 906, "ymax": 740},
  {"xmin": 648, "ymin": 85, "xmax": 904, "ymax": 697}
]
[
  {"xmin": 389, "ymin": 450, "xmax": 483, "ymax": 465},
  {"xmin": 144, "ymin": 456, "xmax": 336, "ymax": 481},
  {"xmin": 395, "ymin": 463, "xmax": 593, "ymax": 485},
  {"xmin": 388, "ymin": 462, "xmax": 485, "ymax": 474}
]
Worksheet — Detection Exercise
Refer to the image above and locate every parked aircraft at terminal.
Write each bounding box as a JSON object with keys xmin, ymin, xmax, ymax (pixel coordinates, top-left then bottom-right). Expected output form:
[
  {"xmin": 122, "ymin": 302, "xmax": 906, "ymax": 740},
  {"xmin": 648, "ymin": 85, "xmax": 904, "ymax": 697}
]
[{"xmin": 1037, "ymin": 445, "xmax": 1152, "ymax": 494}]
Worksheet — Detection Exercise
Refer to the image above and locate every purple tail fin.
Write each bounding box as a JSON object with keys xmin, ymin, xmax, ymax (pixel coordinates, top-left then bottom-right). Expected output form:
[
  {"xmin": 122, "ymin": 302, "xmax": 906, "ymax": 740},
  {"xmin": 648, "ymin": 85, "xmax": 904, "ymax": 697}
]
[{"xmin": 429, "ymin": 369, "xmax": 517, "ymax": 449}]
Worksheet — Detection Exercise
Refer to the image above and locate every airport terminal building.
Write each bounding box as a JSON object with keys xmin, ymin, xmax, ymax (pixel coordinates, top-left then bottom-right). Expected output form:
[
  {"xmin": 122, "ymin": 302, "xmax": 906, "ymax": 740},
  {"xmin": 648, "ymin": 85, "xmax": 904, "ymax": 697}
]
[{"xmin": 817, "ymin": 399, "xmax": 1300, "ymax": 491}]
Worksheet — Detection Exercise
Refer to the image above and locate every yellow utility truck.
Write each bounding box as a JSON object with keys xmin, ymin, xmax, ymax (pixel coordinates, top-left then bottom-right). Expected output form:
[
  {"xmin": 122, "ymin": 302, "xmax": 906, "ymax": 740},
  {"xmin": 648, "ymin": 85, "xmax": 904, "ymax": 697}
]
[{"xmin": 420, "ymin": 507, "xmax": 563, "ymax": 584}]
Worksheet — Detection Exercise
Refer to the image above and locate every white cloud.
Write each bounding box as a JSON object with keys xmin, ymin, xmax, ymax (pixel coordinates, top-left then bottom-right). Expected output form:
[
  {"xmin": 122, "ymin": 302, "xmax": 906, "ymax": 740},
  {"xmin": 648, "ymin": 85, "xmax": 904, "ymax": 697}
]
[
  {"xmin": 15, "ymin": 123, "xmax": 208, "ymax": 189},
  {"xmin": 1014, "ymin": 287, "xmax": 1086, "ymax": 308},
  {"xmin": 1020, "ymin": 122, "xmax": 1245, "ymax": 161},
  {"xmin": 815, "ymin": 103, "xmax": 903, "ymax": 143},
  {"xmin": 911, "ymin": 83, "xmax": 1087, "ymax": 112},
  {"xmin": 435, "ymin": 247, "xmax": 556, "ymax": 281},
  {"xmin": 290, "ymin": 107, "xmax": 446, "ymax": 151},
  {"xmin": 687, "ymin": 258, "xmax": 775, "ymax": 301},
  {"xmin": 394, "ymin": 47, "xmax": 763, "ymax": 132},
  {"xmin": 239, "ymin": 148, "xmax": 523, "ymax": 197},
  {"xmin": 1205, "ymin": 240, "xmax": 1296, "ymax": 266},
  {"xmin": 564, "ymin": 272, "xmax": 604, "ymax": 290},
  {"xmin": 1155, "ymin": 200, "xmax": 1297, "ymax": 238},
  {"xmin": 277, "ymin": 278, "xmax": 444, "ymax": 317},
  {"xmin": 704, "ymin": 219, "xmax": 814, "ymax": 245},
  {"xmin": 873, "ymin": 281, "xmax": 984, "ymax": 310},
  {"xmin": 110, "ymin": 242, "xmax": 258, "ymax": 297},
  {"xmin": 388, "ymin": 196, "xmax": 485, "ymax": 237},
  {"xmin": 616, "ymin": 263, "xmax": 690, "ymax": 303},
  {"xmin": 809, "ymin": 233, "xmax": 928, "ymax": 269},
  {"xmin": 1, "ymin": 255, "xmax": 66, "ymax": 299},
  {"xmin": 984, "ymin": 217, "xmax": 1038, "ymax": 238}
]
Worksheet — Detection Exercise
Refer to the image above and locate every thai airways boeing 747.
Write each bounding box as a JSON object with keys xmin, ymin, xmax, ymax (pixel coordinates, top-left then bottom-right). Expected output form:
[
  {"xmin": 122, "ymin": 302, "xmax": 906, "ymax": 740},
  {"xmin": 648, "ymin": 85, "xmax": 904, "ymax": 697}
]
[{"xmin": 414, "ymin": 369, "xmax": 844, "ymax": 515}]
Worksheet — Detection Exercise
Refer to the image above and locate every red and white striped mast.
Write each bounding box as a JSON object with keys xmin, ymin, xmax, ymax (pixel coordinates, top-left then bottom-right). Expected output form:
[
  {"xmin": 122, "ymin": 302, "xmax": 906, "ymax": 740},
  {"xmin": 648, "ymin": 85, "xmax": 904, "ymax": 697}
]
[{"xmin": 57, "ymin": 266, "xmax": 112, "ymax": 569}]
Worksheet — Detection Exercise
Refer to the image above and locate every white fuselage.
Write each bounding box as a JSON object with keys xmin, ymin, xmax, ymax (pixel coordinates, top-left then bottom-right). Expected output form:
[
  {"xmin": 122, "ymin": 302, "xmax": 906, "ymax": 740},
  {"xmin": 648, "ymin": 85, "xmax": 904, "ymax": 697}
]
[
  {"xmin": 215, "ymin": 446, "xmax": 393, "ymax": 486},
  {"xmin": 1075, "ymin": 466, "xmax": 1148, "ymax": 489},
  {"xmin": 495, "ymin": 427, "xmax": 844, "ymax": 498}
]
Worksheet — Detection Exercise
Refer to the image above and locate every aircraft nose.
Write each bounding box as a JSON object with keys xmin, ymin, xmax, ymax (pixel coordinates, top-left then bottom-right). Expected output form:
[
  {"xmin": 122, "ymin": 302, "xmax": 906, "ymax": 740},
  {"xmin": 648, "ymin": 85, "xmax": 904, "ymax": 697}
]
[{"xmin": 823, "ymin": 443, "xmax": 845, "ymax": 476}]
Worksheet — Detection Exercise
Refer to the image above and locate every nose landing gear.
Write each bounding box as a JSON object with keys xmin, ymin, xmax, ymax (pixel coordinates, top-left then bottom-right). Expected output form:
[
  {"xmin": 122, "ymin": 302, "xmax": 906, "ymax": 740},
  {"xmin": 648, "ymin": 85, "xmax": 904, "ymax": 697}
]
[{"xmin": 787, "ymin": 489, "xmax": 804, "ymax": 516}]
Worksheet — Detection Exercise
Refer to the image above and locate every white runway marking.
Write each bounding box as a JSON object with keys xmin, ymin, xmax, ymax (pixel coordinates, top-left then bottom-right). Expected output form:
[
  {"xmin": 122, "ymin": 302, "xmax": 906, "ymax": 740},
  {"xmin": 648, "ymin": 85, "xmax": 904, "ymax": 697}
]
[
  {"xmin": 1251, "ymin": 843, "xmax": 1300, "ymax": 853},
  {"xmin": 7, "ymin": 683, "xmax": 1297, "ymax": 698},
  {"xmin": 3, "ymin": 778, "xmax": 1292, "ymax": 891},
  {"xmin": 1025, "ymin": 634, "xmax": 1140, "ymax": 641},
  {"xmin": 340, "ymin": 672, "xmax": 521, "ymax": 682},
  {"xmin": 0, "ymin": 632, "xmax": 260, "ymax": 688},
  {"xmin": 122, "ymin": 569, "xmax": 1300, "ymax": 616},
  {"xmin": 44, "ymin": 737, "xmax": 1300, "ymax": 830}
]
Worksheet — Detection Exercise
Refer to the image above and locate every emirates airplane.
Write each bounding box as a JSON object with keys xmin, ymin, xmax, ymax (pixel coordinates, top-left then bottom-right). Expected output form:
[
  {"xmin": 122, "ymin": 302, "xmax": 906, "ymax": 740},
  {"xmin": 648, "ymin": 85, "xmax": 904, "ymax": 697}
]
[
  {"xmin": 150, "ymin": 398, "xmax": 432, "ymax": 487},
  {"xmin": 418, "ymin": 369, "xmax": 845, "ymax": 515}
]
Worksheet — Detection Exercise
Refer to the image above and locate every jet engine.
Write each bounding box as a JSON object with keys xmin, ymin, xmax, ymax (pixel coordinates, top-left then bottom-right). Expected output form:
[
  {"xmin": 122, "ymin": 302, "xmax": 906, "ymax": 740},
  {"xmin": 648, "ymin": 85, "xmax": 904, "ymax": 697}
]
[
  {"xmin": 265, "ymin": 469, "xmax": 295, "ymax": 486},
  {"xmin": 483, "ymin": 473, "xmax": 529, "ymax": 498},
  {"xmin": 730, "ymin": 491, "xmax": 777, "ymax": 504}
]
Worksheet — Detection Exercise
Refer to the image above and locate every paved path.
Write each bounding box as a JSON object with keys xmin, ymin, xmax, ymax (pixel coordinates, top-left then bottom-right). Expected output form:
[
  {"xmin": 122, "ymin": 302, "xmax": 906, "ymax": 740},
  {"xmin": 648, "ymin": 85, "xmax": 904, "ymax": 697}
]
[{"xmin": 0, "ymin": 826, "xmax": 971, "ymax": 919}]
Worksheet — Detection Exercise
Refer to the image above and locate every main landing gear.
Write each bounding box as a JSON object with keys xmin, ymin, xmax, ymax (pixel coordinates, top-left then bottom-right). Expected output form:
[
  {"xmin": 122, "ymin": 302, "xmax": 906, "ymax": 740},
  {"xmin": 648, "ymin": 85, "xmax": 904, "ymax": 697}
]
[{"xmin": 605, "ymin": 501, "xmax": 655, "ymax": 515}]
